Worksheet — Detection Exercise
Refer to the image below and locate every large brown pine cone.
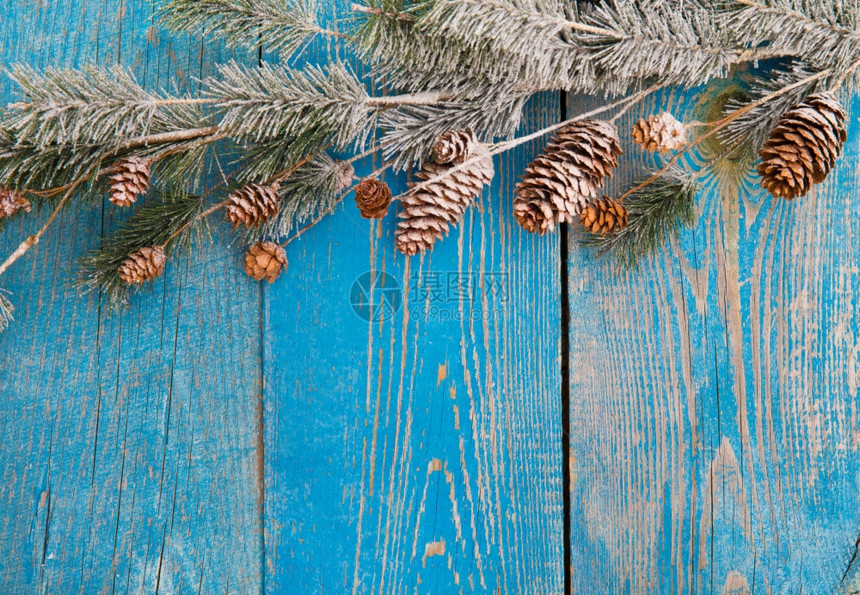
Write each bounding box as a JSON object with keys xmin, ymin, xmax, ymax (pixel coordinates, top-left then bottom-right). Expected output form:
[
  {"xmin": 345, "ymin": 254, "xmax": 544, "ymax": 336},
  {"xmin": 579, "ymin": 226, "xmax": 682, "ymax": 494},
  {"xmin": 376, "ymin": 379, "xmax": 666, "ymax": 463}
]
[
  {"xmin": 396, "ymin": 135, "xmax": 494, "ymax": 256},
  {"xmin": 579, "ymin": 196, "xmax": 629, "ymax": 235},
  {"xmin": 225, "ymin": 182, "xmax": 280, "ymax": 227},
  {"xmin": 354, "ymin": 178, "xmax": 393, "ymax": 219},
  {"xmin": 757, "ymin": 92, "xmax": 847, "ymax": 200},
  {"xmin": 514, "ymin": 120, "xmax": 622, "ymax": 234},
  {"xmin": 0, "ymin": 188, "xmax": 31, "ymax": 220},
  {"xmin": 118, "ymin": 246, "xmax": 166, "ymax": 285},
  {"xmin": 244, "ymin": 242, "xmax": 288, "ymax": 283},
  {"xmin": 109, "ymin": 157, "xmax": 151, "ymax": 207}
]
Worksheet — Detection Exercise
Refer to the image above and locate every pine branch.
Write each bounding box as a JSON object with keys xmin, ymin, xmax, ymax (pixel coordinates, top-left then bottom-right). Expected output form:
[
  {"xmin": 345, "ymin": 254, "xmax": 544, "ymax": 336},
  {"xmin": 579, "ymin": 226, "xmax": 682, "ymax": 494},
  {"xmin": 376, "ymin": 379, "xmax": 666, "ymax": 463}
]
[
  {"xmin": 206, "ymin": 61, "xmax": 380, "ymax": 160},
  {"xmin": 720, "ymin": 0, "xmax": 860, "ymax": 71},
  {"xmin": 720, "ymin": 62, "xmax": 822, "ymax": 153},
  {"xmin": 379, "ymin": 90, "xmax": 530, "ymax": 169},
  {"xmin": 578, "ymin": 0, "xmax": 754, "ymax": 93},
  {"xmin": 1, "ymin": 66, "xmax": 218, "ymax": 194},
  {"xmin": 582, "ymin": 173, "xmax": 699, "ymax": 270},
  {"xmin": 76, "ymin": 190, "xmax": 205, "ymax": 308},
  {"xmin": 350, "ymin": 0, "xmax": 584, "ymax": 92},
  {"xmin": 355, "ymin": 0, "xmax": 787, "ymax": 96},
  {"xmin": 5, "ymin": 65, "xmax": 211, "ymax": 149},
  {"xmin": 206, "ymin": 60, "xmax": 470, "ymax": 171},
  {"xmin": 158, "ymin": 0, "xmax": 342, "ymax": 59},
  {"xmin": 250, "ymin": 152, "xmax": 345, "ymax": 240}
]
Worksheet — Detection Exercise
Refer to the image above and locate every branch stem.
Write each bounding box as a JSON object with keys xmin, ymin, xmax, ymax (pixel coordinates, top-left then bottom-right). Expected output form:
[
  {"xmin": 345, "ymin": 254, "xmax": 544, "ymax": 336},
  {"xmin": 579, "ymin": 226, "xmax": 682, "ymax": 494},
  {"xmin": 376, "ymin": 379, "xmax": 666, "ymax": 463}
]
[
  {"xmin": 351, "ymin": 3, "xmax": 417, "ymax": 22},
  {"xmin": 6, "ymin": 97, "xmax": 217, "ymax": 110},
  {"xmin": 366, "ymin": 92, "xmax": 455, "ymax": 108},
  {"xmin": 0, "ymin": 174, "xmax": 89, "ymax": 277}
]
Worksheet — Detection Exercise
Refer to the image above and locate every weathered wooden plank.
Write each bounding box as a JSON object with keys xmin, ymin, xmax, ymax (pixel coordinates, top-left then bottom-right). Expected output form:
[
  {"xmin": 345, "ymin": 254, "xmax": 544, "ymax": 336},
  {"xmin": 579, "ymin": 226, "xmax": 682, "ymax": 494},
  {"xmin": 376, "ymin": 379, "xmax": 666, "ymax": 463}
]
[
  {"xmin": 262, "ymin": 91, "xmax": 564, "ymax": 591},
  {"xmin": 0, "ymin": 3, "xmax": 263, "ymax": 593},
  {"xmin": 567, "ymin": 87, "xmax": 860, "ymax": 593}
]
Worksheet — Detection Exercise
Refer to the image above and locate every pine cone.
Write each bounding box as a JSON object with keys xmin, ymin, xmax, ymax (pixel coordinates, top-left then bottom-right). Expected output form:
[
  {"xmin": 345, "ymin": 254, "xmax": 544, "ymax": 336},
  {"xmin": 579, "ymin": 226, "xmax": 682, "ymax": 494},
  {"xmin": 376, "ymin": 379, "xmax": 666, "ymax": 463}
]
[
  {"xmin": 396, "ymin": 135, "xmax": 494, "ymax": 256},
  {"xmin": 225, "ymin": 182, "xmax": 280, "ymax": 227},
  {"xmin": 109, "ymin": 157, "xmax": 151, "ymax": 207},
  {"xmin": 244, "ymin": 242, "xmax": 288, "ymax": 283},
  {"xmin": 0, "ymin": 188, "xmax": 31, "ymax": 220},
  {"xmin": 758, "ymin": 92, "xmax": 847, "ymax": 200},
  {"xmin": 118, "ymin": 246, "xmax": 166, "ymax": 285},
  {"xmin": 632, "ymin": 112, "xmax": 687, "ymax": 152},
  {"xmin": 335, "ymin": 160, "xmax": 356, "ymax": 192},
  {"xmin": 579, "ymin": 196, "xmax": 629, "ymax": 235},
  {"xmin": 514, "ymin": 120, "xmax": 622, "ymax": 234},
  {"xmin": 434, "ymin": 129, "xmax": 478, "ymax": 164},
  {"xmin": 354, "ymin": 178, "xmax": 393, "ymax": 219}
]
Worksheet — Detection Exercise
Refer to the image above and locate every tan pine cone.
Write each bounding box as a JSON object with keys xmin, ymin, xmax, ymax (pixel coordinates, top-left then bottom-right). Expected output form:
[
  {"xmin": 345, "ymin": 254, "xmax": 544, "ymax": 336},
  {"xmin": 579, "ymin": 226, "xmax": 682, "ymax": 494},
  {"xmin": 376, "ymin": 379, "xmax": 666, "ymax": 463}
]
[
  {"xmin": 0, "ymin": 188, "xmax": 31, "ymax": 220},
  {"xmin": 758, "ymin": 92, "xmax": 847, "ymax": 200},
  {"xmin": 354, "ymin": 178, "xmax": 393, "ymax": 219},
  {"xmin": 632, "ymin": 112, "xmax": 687, "ymax": 152},
  {"xmin": 514, "ymin": 120, "xmax": 622, "ymax": 234},
  {"xmin": 434, "ymin": 129, "xmax": 478, "ymax": 164},
  {"xmin": 335, "ymin": 160, "xmax": 356, "ymax": 192},
  {"xmin": 244, "ymin": 242, "xmax": 288, "ymax": 283},
  {"xmin": 109, "ymin": 157, "xmax": 151, "ymax": 207},
  {"xmin": 579, "ymin": 196, "xmax": 629, "ymax": 235},
  {"xmin": 118, "ymin": 246, "xmax": 166, "ymax": 285},
  {"xmin": 225, "ymin": 182, "xmax": 280, "ymax": 227},
  {"xmin": 396, "ymin": 136, "xmax": 494, "ymax": 255}
]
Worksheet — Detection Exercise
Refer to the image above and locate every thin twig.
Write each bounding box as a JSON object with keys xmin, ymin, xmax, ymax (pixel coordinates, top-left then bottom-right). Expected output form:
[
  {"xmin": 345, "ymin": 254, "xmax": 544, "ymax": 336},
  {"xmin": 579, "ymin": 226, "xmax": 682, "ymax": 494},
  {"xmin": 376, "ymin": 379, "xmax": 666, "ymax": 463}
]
[
  {"xmin": 282, "ymin": 184, "xmax": 356, "ymax": 248},
  {"xmin": 366, "ymin": 92, "xmax": 456, "ymax": 108},
  {"xmin": 350, "ymin": 3, "xmax": 418, "ymax": 22},
  {"xmin": 6, "ymin": 97, "xmax": 217, "ymax": 111},
  {"xmin": 0, "ymin": 173, "xmax": 90, "ymax": 276},
  {"xmin": 831, "ymin": 56, "xmax": 860, "ymax": 91}
]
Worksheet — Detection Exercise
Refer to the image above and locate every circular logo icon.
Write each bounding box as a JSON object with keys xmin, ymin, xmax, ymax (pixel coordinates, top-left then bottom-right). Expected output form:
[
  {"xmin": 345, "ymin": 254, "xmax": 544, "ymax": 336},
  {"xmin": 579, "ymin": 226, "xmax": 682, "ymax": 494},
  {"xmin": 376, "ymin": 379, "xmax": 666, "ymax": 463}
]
[{"xmin": 349, "ymin": 271, "xmax": 403, "ymax": 322}]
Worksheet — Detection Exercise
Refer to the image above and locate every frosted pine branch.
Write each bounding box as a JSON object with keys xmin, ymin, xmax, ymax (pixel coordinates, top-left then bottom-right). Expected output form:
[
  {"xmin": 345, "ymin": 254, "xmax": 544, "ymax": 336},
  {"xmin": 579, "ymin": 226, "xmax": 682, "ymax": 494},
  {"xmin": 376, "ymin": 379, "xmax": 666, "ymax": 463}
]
[
  {"xmin": 159, "ymin": 0, "xmax": 342, "ymax": 59},
  {"xmin": 720, "ymin": 0, "xmax": 860, "ymax": 74},
  {"xmin": 5, "ymin": 65, "xmax": 210, "ymax": 150}
]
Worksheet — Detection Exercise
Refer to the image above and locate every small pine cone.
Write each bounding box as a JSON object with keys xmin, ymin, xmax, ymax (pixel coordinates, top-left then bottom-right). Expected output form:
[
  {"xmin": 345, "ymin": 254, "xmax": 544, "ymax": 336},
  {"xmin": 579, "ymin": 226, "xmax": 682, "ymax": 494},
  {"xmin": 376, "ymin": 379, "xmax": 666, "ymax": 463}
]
[
  {"xmin": 335, "ymin": 160, "xmax": 356, "ymax": 192},
  {"xmin": 0, "ymin": 188, "xmax": 31, "ymax": 220},
  {"xmin": 244, "ymin": 242, "xmax": 288, "ymax": 283},
  {"xmin": 109, "ymin": 157, "xmax": 151, "ymax": 207},
  {"xmin": 514, "ymin": 120, "xmax": 622, "ymax": 234},
  {"xmin": 579, "ymin": 196, "xmax": 629, "ymax": 236},
  {"xmin": 757, "ymin": 92, "xmax": 848, "ymax": 200},
  {"xmin": 354, "ymin": 178, "xmax": 393, "ymax": 219},
  {"xmin": 434, "ymin": 129, "xmax": 478, "ymax": 164},
  {"xmin": 396, "ymin": 143, "xmax": 495, "ymax": 255},
  {"xmin": 632, "ymin": 112, "xmax": 687, "ymax": 152},
  {"xmin": 225, "ymin": 182, "xmax": 280, "ymax": 227},
  {"xmin": 118, "ymin": 246, "xmax": 166, "ymax": 285}
]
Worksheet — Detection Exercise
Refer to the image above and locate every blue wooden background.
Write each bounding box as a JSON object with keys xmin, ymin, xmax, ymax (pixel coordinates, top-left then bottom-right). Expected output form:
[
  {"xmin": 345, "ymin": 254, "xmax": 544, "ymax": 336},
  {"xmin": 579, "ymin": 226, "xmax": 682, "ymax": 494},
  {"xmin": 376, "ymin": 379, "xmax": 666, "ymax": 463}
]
[{"xmin": 0, "ymin": 3, "xmax": 858, "ymax": 594}]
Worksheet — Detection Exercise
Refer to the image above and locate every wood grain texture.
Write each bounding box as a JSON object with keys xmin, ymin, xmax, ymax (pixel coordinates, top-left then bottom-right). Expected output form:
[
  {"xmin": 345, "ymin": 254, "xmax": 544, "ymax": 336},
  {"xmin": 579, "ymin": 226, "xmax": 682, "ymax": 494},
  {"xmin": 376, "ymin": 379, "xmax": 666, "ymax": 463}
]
[
  {"xmin": 0, "ymin": 3, "xmax": 263, "ymax": 593},
  {"xmin": 262, "ymin": 93, "xmax": 564, "ymax": 592},
  {"xmin": 567, "ymin": 86, "xmax": 860, "ymax": 593}
]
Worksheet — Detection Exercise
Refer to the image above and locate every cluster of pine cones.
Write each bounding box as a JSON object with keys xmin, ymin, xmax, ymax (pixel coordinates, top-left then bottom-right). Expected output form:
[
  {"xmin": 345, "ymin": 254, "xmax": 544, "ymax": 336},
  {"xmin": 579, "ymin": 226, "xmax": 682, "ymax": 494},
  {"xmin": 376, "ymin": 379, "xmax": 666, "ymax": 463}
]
[
  {"xmin": 114, "ymin": 92, "xmax": 847, "ymax": 287},
  {"xmin": 395, "ymin": 114, "xmax": 682, "ymax": 251}
]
